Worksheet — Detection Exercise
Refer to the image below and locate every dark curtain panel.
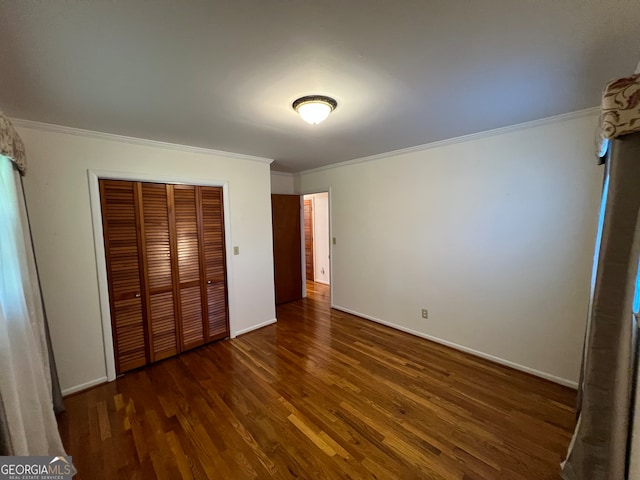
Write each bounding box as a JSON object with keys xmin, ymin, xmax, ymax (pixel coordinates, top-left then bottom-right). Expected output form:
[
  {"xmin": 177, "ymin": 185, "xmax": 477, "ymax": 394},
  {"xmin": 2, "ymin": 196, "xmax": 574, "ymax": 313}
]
[
  {"xmin": 20, "ymin": 177, "xmax": 65, "ymax": 414},
  {"xmin": 0, "ymin": 395, "xmax": 12, "ymax": 455},
  {"xmin": 562, "ymin": 133, "xmax": 640, "ymax": 479},
  {"xmin": 44, "ymin": 313, "xmax": 65, "ymax": 414}
]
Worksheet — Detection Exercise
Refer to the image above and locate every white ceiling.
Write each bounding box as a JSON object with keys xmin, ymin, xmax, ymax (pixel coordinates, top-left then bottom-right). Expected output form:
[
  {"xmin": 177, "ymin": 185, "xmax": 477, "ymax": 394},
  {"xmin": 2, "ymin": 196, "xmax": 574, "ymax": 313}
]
[{"xmin": 1, "ymin": 1, "xmax": 639, "ymax": 172}]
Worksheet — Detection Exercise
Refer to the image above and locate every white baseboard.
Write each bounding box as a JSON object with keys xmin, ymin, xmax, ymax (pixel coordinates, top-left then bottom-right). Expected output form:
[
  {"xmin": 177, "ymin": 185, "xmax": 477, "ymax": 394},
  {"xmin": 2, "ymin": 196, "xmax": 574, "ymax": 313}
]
[
  {"xmin": 332, "ymin": 305, "xmax": 578, "ymax": 389},
  {"xmin": 233, "ymin": 318, "xmax": 277, "ymax": 337},
  {"xmin": 314, "ymin": 279, "xmax": 330, "ymax": 286},
  {"xmin": 62, "ymin": 376, "xmax": 108, "ymax": 396}
]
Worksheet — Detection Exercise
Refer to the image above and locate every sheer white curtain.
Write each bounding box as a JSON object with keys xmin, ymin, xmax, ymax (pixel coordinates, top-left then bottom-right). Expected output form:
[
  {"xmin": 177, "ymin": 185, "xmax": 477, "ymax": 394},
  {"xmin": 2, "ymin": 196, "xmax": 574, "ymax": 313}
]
[{"xmin": 0, "ymin": 154, "xmax": 66, "ymax": 455}]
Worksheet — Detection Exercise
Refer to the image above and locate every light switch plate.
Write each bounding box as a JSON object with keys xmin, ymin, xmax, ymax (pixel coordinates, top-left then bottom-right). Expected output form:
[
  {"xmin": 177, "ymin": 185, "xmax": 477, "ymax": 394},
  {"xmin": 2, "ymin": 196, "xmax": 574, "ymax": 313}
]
[{"xmin": 233, "ymin": 246, "xmax": 239, "ymax": 255}]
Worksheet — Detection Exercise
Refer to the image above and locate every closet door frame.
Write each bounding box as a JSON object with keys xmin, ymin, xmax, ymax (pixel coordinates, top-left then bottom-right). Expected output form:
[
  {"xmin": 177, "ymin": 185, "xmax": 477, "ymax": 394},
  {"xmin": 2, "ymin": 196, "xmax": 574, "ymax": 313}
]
[{"xmin": 88, "ymin": 170, "xmax": 234, "ymax": 381}]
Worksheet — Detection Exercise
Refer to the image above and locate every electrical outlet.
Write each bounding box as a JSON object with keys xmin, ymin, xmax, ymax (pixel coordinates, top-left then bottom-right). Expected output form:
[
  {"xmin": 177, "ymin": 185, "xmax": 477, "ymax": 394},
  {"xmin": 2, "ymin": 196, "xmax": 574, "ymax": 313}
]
[{"xmin": 421, "ymin": 309, "xmax": 428, "ymax": 319}]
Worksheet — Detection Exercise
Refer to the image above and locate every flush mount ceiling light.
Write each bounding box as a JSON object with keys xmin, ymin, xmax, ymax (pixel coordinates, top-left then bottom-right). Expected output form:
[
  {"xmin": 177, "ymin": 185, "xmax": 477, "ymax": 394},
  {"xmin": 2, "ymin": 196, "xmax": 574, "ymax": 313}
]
[{"xmin": 292, "ymin": 95, "xmax": 337, "ymax": 125}]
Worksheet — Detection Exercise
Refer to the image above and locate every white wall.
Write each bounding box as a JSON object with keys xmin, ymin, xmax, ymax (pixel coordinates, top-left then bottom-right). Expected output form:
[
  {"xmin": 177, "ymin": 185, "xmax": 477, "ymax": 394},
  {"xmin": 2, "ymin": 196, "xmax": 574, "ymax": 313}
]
[
  {"xmin": 17, "ymin": 122, "xmax": 277, "ymax": 394},
  {"xmin": 305, "ymin": 193, "xmax": 330, "ymax": 284},
  {"xmin": 270, "ymin": 171, "xmax": 295, "ymax": 194},
  {"xmin": 299, "ymin": 111, "xmax": 602, "ymax": 386}
]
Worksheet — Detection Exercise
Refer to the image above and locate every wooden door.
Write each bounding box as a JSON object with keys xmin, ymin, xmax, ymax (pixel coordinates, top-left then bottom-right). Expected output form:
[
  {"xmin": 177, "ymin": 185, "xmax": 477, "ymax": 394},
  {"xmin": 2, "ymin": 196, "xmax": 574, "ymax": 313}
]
[
  {"xmin": 304, "ymin": 199, "xmax": 314, "ymax": 281},
  {"xmin": 271, "ymin": 194, "xmax": 302, "ymax": 304},
  {"xmin": 139, "ymin": 182, "xmax": 179, "ymax": 361},
  {"xmin": 200, "ymin": 186, "xmax": 229, "ymax": 341},
  {"xmin": 171, "ymin": 184, "xmax": 205, "ymax": 351},
  {"xmin": 101, "ymin": 179, "xmax": 229, "ymax": 374},
  {"xmin": 100, "ymin": 180, "xmax": 148, "ymax": 373}
]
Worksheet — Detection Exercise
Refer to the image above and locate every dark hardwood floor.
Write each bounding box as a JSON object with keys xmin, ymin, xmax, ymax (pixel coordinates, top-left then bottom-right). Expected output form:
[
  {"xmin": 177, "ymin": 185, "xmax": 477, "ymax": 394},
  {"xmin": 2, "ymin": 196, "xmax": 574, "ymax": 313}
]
[{"xmin": 58, "ymin": 282, "xmax": 576, "ymax": 479}]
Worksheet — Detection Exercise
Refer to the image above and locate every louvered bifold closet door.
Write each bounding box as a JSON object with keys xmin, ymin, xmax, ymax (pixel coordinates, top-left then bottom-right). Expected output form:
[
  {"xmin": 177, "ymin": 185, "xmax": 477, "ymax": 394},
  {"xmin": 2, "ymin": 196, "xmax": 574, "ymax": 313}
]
[
  {"xmin": 139, "ymin": 183, "xmax": 179, "ymax": 361},
  {"xmin": 171, "ymin": 184, "xmax": 206, "ymax": 350},
  {"xmin": 200, "ymin": 186, "xmax": 229, "ymax": 340},
  {"xmin": 100, "ymin": 180, "xmax": 148, "ymax": 373}
]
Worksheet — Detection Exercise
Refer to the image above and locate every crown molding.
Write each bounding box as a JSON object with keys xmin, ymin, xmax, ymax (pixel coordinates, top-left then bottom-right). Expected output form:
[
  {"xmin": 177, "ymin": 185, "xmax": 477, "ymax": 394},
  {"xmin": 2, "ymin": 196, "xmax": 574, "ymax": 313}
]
[
  {"xmin": 11, "ymin": 106, "xmax": 599, "ymax": 173},
  {"xmin": 10, "ymin": 118, "xmax": 274, "ymax": 165},
  {"xmin": 298, "ymin": 107, "xmax": 600, "ymax": 176}
]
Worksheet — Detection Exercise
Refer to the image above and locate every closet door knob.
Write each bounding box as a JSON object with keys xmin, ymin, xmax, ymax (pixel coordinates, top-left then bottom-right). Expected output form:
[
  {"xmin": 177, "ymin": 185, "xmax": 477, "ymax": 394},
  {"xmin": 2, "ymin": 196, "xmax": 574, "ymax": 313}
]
[
  {"xmin": 135, "ymin": 293, "xmax": 141, "ymax": 298},
  {"xmin": 207, "ymin": 280, "xmax": 212, "ymax": 285}
]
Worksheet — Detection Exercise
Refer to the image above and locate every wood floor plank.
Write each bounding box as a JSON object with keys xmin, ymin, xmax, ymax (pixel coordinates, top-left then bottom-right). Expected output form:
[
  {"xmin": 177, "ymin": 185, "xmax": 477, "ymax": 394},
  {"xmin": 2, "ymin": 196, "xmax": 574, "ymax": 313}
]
[{"xmin": 58, "ymin": 281, "xmax": 575, "ymax": 479}]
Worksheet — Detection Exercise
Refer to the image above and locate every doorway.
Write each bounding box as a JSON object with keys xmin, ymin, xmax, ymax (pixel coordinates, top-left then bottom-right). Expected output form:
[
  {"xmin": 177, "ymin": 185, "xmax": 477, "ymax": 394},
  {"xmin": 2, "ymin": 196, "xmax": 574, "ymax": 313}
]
[
  {"xmin": 303, "ymin": 193, "xmax": 330, "ymax": 288},
  {"xmin": 271, "ymin": 191, "xmax": 331, "ymax": 307}
]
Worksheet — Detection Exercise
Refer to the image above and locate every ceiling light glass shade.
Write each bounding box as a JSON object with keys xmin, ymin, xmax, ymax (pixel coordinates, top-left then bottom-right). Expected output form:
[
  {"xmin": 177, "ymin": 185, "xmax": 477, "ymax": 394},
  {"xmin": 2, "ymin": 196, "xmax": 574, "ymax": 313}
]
[
  {"xmin": 293, "ymin": 95, "xmax": 337, "ymax": 125},
  {"xmin": 297, "ymin": 102, "xmax": 331, "ymax": 124}
]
